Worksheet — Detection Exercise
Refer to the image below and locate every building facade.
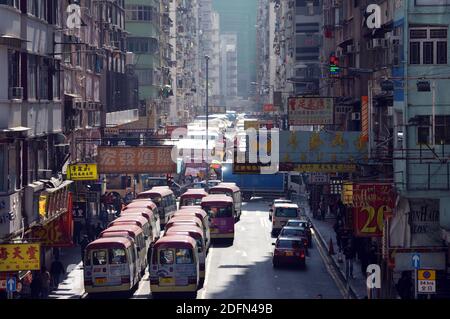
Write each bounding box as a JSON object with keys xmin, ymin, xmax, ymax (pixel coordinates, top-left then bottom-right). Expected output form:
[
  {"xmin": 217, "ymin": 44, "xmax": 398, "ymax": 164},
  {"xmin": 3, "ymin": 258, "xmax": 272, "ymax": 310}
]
[{"xmin": 220, "ymin": 33, "xmax": 238, "ymax": 108}]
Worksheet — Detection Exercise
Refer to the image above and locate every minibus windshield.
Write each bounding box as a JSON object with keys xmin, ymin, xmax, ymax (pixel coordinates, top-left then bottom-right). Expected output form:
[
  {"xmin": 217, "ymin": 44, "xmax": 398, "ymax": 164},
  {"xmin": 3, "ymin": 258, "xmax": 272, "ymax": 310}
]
[
  {"xmin": 204, "ymin": 205, "xmax": 232, "ymax": 218},
  {"xmin": 275, "ymin": 208, "xmax": 298, "ymax": 218}
]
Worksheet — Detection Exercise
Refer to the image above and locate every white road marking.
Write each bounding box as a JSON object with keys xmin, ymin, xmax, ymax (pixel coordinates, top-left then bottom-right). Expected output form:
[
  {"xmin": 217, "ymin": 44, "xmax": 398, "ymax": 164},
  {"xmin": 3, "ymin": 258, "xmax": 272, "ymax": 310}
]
[
  {"xmin": 200, "ymin": 247, "xmax": 214, "ymax": 299},
  {"xmin": 133, "ymin": 272, "xmax": 149, "ymax": 298}
]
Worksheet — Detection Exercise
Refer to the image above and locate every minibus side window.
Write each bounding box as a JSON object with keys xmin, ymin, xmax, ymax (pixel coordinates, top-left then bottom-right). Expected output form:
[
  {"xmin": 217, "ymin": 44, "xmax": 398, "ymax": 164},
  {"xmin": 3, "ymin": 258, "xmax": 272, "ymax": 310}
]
[
  {"xmin": 109, "ymin": 248, "xmax": 127, "ymax": 264},
  {"xmin": 176, "ymin": 248, "xmax": 193, "ymax": 264},
  {"xmin": 160, "ymin": 249, "xmax": 174, "ymax": 264},
  {"xmin": 85, "ymin": 251, "xmax": 92, "ymax": 265},
  {"xmin": 93, "ymin": 250, "xmax": 108, "ymax": 265}
]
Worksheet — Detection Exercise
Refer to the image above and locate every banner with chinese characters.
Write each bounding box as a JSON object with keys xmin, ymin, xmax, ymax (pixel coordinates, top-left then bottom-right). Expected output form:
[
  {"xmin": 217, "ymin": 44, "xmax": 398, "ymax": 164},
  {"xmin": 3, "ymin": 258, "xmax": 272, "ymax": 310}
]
[
  {"xmin": 279, "ymin": 131, "xmax": 368, "ymax": 164},
  {"xmin": 67, "ymin": 163, "xmax": 99, "ymax": 181},
  {"xmin": 97, "ymin": 146, "xmax": 176, "ymax": 174},
  {"xmin": 352, "ymin": 183, "xmax": 395, "ymax": 238},
  {"xmin": 0, "ymin": 244, "xmax": 41, "ymax": 271},
  {"xmin": 29, "ymin": 193, "xmax": 74, "ymax": 247},
  {"xmin": 288, "ymin": 97, "xmax": 334, "ymax": 125},
  {"xmin": 279, "ymin": 163, "xmax": 357, "ymax": 173}
]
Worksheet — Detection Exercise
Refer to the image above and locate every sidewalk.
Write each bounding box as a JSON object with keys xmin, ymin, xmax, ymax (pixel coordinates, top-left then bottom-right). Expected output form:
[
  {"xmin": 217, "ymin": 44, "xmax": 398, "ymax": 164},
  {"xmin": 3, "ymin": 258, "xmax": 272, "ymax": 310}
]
[
  {"xmin": 48, "ymin": 247, "xmax": 85, "ymax": 299},
  {"xmin": 304, "ymin": 205, "xmax": 368, "ymax": 299}
]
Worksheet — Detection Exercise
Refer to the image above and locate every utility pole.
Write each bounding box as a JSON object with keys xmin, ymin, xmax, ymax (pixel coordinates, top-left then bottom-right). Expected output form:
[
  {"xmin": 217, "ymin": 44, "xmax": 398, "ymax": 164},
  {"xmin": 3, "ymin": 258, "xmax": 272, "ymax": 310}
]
[{"xmin": 205, "ymin": 55, "xmax": 210, "ymax": 189}]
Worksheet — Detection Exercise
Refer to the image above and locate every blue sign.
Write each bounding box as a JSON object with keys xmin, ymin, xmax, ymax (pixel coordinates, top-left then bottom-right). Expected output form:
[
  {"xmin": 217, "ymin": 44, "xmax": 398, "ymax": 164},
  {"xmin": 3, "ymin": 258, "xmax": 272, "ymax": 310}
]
[
  {"xmin": 412, "ymin": 254, "xmax": 421, "ymax": 269},
  {"xmin": 6, "ymin": 277, "xmax": 16, "ymax": 293},
  {"xmin": 279, "ymin": 131, "xmax": 368, "ymax": 164}
]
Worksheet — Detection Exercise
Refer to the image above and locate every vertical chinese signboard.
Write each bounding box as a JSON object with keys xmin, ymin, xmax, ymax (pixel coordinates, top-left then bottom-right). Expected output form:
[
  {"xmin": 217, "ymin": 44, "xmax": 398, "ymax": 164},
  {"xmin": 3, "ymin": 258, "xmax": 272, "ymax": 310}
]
[
  {"xmin": 97, "ymin": 146, "xmax": 176, "ymax": 174},
  {"xmin": 0, "ymin": 244, "xmax": 41, "ymax": 271},
  {"xmin": 352, "ymin": 183, "xmax": 395, "ymax": 237},
  {"xmin": 29, "ymin": 193, "xmax": 74, "ymax": 247},
  {"xmin": 361, "ymin": 96, "xmax": 369, "ymax": 143},
  {"xmin": 288, "ymin": 97, "xmax": 334, "ymax": 125}
]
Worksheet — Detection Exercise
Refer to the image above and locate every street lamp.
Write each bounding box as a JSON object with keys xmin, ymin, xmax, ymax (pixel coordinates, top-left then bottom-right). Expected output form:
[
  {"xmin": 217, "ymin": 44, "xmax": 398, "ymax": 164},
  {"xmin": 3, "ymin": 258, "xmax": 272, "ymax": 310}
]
[{"xmin": 205, "ymin": 55, "xmax": 210, "ymax": 189}]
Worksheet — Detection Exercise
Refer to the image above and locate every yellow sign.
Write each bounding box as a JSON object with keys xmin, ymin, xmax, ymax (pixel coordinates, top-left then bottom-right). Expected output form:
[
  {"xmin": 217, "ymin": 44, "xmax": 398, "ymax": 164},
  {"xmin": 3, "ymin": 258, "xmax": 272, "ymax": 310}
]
[
  {"xmin": 39, "ymin": 195, "xmax": 47, "ymax": 217},
  {"xmin": 342, "ymin": 182, "xmax": 353, "ymax": 205},
  {"xmin": 418, "ymin": 269, "xmax": 436, "ymax": 281},
  {"xmin": 244, "ymin": 120, "xmax": 259, "ymax": 130},
  {"xmin": 0, "ymin": 244, "xmax": 41, "ymax": 272},
  {"xmin": 67, "ymin": 163, "xmax": 99, "ymax": 181}
]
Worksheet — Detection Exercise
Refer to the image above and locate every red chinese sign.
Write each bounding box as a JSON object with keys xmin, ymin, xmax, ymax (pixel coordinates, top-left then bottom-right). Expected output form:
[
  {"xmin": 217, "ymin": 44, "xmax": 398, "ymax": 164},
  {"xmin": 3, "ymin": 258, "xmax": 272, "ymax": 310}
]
[
  {"xmin": 97, "ymin": 146, "xmax": 177, "ymax": 174},
  {"xmin": 0, "ymin": 244, "xmax": 41, "ymax": 271},
  {"xmin": 263, "ymin": 104, "xmax": 275, "ymax": 112},
  {"xmin": 352, "ymin": 183, "xmax": 395, "ymax": 237},
  {"xmin": 29, "ymin": 192, "xmax": 74, "ymax": 247}
]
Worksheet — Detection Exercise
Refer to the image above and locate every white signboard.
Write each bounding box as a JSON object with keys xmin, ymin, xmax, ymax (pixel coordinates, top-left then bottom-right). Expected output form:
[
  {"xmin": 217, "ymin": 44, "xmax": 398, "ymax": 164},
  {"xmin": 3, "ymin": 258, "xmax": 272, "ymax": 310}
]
[
  {"xmin": 408, "ymin": 199, "xmax": 441, "ymax": 246},
  {"xmin": 418, "ymin": 280, "xmax": 436, "ymax": 294}
]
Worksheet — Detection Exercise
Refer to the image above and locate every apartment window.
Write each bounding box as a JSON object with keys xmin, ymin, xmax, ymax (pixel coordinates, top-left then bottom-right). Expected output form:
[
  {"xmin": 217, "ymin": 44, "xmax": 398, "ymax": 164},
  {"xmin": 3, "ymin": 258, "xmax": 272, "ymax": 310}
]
[
  {"xmin": 8, "ymin": 50, "xmax": 20, "ymax": 95},
  {"xmin": 435, "ymin": 116, "xmax": 450, "ymax": 144},
  {"xmin": 0, "ymin": 145, "xmax": 5, "ymax": 192},
  {"xmin": 416, "ymin": 116, "xmax": 431, "ymax": 144},
  {"xmin": 306, "ymin": 1, "xmax": 314, "ymax": 15},
  {"xmin": 0, "ymin": 0, "xmax": 19, "ymax": 9},
  {"xmin": 28, "ymin": 55, "xmax": 38, "ymax": 100},
  {"xmin": 27, "ymin": 0, "xmax": 47, "ymax": 21},
  {"xmin": 409, "ymin": 27, "xmax": 448, "ymax": 65},
  {"xmin": 125, "ymin": 5, "xmax": 153, "ymax": 21},
  {"xmin": 136, "ymin": 69, "xmax": 153, "ymax": 85},
  {"xmin": 39, "ymin": 59, "xmax": 49, "ymax": 100},
  {"xmin": 53, "ymin": 61, "xmax": 61, "ymax": 99}
]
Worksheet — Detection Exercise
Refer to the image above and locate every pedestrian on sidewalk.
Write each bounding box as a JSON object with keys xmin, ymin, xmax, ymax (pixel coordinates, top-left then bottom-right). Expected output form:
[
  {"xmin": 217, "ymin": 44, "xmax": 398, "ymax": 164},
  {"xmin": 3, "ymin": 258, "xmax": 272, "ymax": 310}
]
[
  {"xmin": 80, "ymin": 235, "xmax": 90, "ymax": 264},
  {"xmin": 73, "ymin": 221, "xmax": 82, "ymax": 245},
  {"xmin": 99, "ymin": 205, "xmax": 109, "ymax": 229},
  {"xmin": 333, "ymin": 219, "xmax": 344, "ymax": 252},
  {"xmin": 40, "ymin": 266, "xmax": 51, "ymax": 299},
  {"xmin": 344, "ymin": 240, "xmax": 355, "ymax": 279},
  {"xmin": 50, "ymin": 257, "xmax": 65, "ymax": 289},
  {"xmin": 30, "ymin": 271, "xmax": 42, "ymax": 299},
  {"xmin": 87, "ymin": 223, "xmax": 96, "ymax": 242},
  {"xmin": 95, "ymin": 223, "xmax": 103, "ymax": 238},
  {"xmin": 396, "ymin": 271, "xmax": 413, "ymax": 299}
]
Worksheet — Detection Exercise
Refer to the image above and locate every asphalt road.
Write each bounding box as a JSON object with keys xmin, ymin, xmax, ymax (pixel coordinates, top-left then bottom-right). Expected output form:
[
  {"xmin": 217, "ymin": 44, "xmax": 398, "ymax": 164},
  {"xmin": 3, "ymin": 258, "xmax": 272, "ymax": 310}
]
[{"xmin": 131, "ymin": 199, "xmax": 343, "ymax": 299}]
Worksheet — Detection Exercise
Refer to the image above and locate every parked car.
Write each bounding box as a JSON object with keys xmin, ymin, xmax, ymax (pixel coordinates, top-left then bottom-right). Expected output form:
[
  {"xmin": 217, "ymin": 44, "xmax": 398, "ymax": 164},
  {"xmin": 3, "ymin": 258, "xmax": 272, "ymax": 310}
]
[{"xmin": 272, "ymin": 237, "xmax": 306, "ymax": 268}]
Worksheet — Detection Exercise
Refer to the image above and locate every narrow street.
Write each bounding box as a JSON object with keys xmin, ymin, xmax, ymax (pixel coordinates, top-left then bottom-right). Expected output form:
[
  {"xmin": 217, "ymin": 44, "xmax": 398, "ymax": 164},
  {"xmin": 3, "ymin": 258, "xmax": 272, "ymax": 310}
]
[{"xmin": 50, "ymin": 200, "xmax": 343, "ymax": 299}]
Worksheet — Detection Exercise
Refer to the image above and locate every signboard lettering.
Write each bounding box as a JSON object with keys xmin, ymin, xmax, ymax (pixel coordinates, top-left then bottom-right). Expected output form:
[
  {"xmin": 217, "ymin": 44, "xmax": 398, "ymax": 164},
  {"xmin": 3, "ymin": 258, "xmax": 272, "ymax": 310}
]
[
  {"xmin": 0, "ymin": 244, "xmax": 41, "ymax": 272},
  {"xmin": 352, "ymin": 183, "xmax": 395, "ymax": 237},
  {"xmin": 67, "ymin": 164, "xmax": 99, "ymax": 181},
  {"xmin": 97, "ymin": 146, "xmax": 176, "ymax": 174},
  {"xmin": 288, "ymin": 97, "xmax": 334, "ymax": 125}
]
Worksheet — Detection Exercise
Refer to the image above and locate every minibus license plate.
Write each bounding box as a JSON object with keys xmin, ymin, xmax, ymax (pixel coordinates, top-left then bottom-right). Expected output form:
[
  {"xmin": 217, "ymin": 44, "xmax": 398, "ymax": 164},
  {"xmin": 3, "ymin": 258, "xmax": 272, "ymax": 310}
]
[
  {"xmin": 160, "ymin": 277, "xmax": 174, "ymax": 285},
  {"xmin": 95, "ymin": 277, "xmax": 107, "ymax": 284}
]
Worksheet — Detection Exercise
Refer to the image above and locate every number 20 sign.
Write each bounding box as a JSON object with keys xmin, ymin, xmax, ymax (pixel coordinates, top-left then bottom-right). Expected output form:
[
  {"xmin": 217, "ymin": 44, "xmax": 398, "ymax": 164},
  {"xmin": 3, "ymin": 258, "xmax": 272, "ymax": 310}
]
[{"xmin": 352, "ymin": 183, "xmax": 395, "ymax": 237}]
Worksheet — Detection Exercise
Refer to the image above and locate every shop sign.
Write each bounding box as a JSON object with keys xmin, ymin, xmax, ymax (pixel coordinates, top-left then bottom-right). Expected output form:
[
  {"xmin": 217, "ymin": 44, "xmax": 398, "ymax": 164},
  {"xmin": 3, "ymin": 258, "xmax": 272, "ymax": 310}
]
[
  {"xmin": 97, "ymin": 146, "xmax": 176, "ymax": 174},
  {"xmin": 279, "ymin": 163, "xmax": 357, "ymax": 173},
  {"xmin": 288, "ymin": 97, "xmax": 334, "ymax": 125},
  {"xmin": 352, "ymin": 183, "xmax": 395, "ymax": 237},
  {"xmin": 28, "ymin": 193, "xmax": 74, "ymax": 247},
  {"xmin": 408, "ymin": 199, "xmax": 441, "ymax": 247},
  {"xmin": 67, "ymin": 163, "xmax": 99, "ymax": 181},
  {"xmin": 38, "ymin": 195, "xmax": 47, "ymax": 218},
  {"xmin": 279, "ymin": 131, "xmax": 368, "ymax": 164},
  {"xmin": 0, "ymin": 244, "xmax": 41, "ymax": 272}
]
